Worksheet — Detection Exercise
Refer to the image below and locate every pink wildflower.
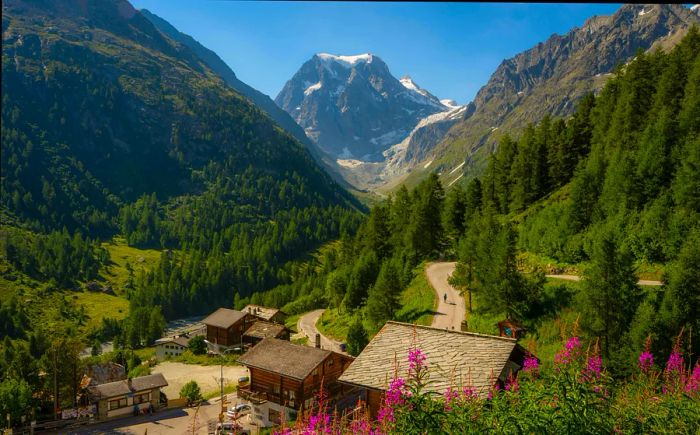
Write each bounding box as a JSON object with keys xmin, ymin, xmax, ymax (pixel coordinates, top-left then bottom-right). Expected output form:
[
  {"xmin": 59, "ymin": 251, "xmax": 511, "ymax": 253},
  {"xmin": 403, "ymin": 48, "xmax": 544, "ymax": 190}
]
[
  {"xmin": 443, "ymin": 387, "xmax": 459, "ymax": 411},
  {"xmin": 638, "ymin": 351, "xmax": 654, "ymax": 373},
  {"xmin": 686, "ymin": 363, "xmax": 700, "ymax": 396},
  {"xmin": 385, "ymin": 377, "xmax": 407, "ymax": 406},
  {"xmin": 377, "ymin": 405, "xmax": 395, "ymax": 425},
  {"xmin": 663, "ymin": 339, "xmax": 686, "ymax": 394},
  {"xmin": 523, "ymin": 355, "xmax": 539, "ymax": 373},
  {"xmin": 584, "ymin": 355, "xmax": 603, "ymax": 380},
  {"xmin": 505, "ymin": 374, "xmax": 520, "ymax": 392},
  {"xmin": 462, "ymin": 386, "xmax": 478, "ymax": 401},
  {"xmin": 555, "ymin": 336, "xmax": 582, "ymax": 367},
  {"xmin": 408, "ymin": 348, "xmax": 427, "ymax": 374}
]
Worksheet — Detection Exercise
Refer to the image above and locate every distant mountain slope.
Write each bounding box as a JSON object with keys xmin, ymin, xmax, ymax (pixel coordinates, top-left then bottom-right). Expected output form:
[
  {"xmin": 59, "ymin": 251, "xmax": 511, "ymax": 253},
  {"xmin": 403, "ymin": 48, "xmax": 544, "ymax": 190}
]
[
  {"xmin": 140, "ymin": 9, "xmax": 311, "ymax": 146},
  {"xmin": 276, "ymin": 54, "xmax": 451, "ymax": 161},
  {"xmin": 1, "ymin": 0, "xmax": 357, "ymax": 234},
  {"xmin": 396, "ymin": 3, "xmax": 700, "ymax": 190}
]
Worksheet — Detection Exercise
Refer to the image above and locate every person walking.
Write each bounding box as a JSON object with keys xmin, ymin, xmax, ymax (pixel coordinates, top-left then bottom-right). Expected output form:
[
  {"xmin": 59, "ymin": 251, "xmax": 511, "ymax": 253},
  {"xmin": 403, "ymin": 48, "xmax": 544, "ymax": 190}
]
[{"xmin": 443, "ymin": 293, "xmax": 447, "ymax": 303}]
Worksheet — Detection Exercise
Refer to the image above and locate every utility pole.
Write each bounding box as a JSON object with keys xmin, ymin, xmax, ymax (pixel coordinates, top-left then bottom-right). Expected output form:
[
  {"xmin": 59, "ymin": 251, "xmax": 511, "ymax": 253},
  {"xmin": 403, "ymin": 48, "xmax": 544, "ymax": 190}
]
[{"xmin": 53, "ymin": 347, "xmax": 59, "ymax": 421}]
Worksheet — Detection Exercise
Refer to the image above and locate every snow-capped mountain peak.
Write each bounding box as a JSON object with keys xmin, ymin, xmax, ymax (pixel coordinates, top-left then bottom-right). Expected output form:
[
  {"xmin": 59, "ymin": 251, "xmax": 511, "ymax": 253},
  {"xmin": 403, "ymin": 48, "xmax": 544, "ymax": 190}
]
[
  {"xmin": 276, "ymin": 53, "xmax": 454, "ymax": 162},
  {"xmin": 316, "ymin": 53, "xmax": 373, "ymax": 68}
]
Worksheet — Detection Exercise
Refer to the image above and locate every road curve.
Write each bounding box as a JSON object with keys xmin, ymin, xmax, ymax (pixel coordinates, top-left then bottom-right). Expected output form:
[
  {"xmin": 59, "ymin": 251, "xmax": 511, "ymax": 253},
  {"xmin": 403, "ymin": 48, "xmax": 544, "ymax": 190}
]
[
  {"xmin": 426, "ymin": 262, "xmax": 466, "ymax": 331},
  {"xmin": 545, "ymin": 274, "xmax": 663, "ymax": 286},
  {"xmin": 297, "ymin": 309, "xmax": 347, "ymax": 354}
]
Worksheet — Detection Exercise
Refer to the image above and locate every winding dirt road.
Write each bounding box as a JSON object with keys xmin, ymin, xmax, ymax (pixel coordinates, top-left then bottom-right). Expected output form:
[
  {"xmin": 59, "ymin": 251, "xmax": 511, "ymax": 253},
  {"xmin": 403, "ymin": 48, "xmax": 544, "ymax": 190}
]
[
  {"xmin": 297, "ymin": 309, "xmax": 347, "ymax": 354},
  {"xmin": 426, "ymin": 262, "xmax": 466, "ymax": 331}
]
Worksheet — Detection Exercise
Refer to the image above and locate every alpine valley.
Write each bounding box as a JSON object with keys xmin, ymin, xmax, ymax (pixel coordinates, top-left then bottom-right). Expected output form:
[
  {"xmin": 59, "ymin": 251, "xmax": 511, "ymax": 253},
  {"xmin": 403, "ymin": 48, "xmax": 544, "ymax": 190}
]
[{"xmin": 1, "ymin": 1, "xmax": 699, "ymax": 432}]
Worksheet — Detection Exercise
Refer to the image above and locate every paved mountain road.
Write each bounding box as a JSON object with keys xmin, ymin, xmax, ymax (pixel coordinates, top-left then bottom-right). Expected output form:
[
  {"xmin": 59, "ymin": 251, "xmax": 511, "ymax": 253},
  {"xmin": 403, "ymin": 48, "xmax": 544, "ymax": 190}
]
[
  {"xmin": 426, "ymin": 262, "xmax": 466, "ymax": 331},
  {"xmin": 297, "ymin": 309, "xmax": 348, "ymax": 354}
]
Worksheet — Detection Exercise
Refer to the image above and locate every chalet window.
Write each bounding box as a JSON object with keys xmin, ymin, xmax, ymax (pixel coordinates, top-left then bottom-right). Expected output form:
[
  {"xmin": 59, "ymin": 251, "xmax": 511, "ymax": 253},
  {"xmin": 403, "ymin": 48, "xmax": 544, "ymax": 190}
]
[
  {"xmin": 134, "ymin": 392, "xmax": 150, "ymax": 404},
  {"xmin": 327, "ymin": 359, "xmax": 334, "ymax": 367},
  {"xmin": 108, "ymin": 397, "xmax": 128, "ymax": 410},
  {"xmin": 273, "ymin": 384, "xmax": 280, "ymax": 395}
]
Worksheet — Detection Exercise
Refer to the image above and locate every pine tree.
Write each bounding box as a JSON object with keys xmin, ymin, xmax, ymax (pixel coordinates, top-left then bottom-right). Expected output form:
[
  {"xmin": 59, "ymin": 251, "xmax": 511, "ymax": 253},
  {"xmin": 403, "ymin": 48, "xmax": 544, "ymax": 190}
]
[
  {"xmin": 578, "ymin": 226, "xmax": 640, "ymax": 360},
  {"xmin": 366, "ymin": 260, "xmax": 402, "ymax": 328}
]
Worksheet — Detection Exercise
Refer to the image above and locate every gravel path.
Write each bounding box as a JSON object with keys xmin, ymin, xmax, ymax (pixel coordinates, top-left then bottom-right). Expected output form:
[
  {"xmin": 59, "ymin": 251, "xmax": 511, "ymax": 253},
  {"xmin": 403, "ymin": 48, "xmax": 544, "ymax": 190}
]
[
  {"xmin": 545, "ymin": 274, "xmax": 663, "ymax": 286},
  {"xmin": 426, "ymin": 262, "xmax": 466, "ymax": 331}
]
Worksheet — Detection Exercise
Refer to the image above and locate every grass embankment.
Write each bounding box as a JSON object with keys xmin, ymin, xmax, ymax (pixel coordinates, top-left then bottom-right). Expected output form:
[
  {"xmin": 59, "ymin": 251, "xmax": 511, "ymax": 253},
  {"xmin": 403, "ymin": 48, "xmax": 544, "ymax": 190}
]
[{"xmin": 317, "ymin": 263, "xmax": 437, "ymax": 342}]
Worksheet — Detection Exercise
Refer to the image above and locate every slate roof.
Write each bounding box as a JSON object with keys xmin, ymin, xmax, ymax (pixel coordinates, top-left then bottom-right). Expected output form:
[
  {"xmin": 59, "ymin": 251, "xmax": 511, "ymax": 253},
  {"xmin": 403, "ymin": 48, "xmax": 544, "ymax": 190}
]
[
  {"xmin": 338, "ymin": 321, "xmax": 525, "ymax": 397},
  {"xmin": 242, "ymin": 304, "xmax": 284, "ymax": 322},
  {"xmin": 243, "ymin": 321, "xmax": 287, "ymax": 339},
  {"xmin": 89, "ymin": 373, "xmax": 168, "ymax": 399},
  {"xmin": 237, "ymin": 338, "xmax": 331, "ymax": 381},
  {"xmin": 202, "ymin": 308, "xmax": 247, "ymax": 329}
]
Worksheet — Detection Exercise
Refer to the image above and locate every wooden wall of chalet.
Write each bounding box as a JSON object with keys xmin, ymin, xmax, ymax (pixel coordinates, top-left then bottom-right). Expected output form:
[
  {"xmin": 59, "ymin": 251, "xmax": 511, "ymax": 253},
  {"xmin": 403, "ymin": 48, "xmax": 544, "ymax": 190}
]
[
  {"xmin": 206, "ymin": 314, "xmax": 255, "ymax": 347},
  {"xmin": 249, "ymin": 367, "xmax": 303, "ymax": 409},
  {"xmin": 247, "ymin": 352, "xmax": 354, "ymax": 411}
]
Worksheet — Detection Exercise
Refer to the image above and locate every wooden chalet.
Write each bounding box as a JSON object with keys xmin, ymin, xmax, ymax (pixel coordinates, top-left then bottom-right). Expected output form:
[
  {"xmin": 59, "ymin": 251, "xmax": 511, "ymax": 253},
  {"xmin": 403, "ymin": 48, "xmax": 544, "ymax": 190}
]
[
  {"xmin": 338, "ymin": 321, "xmax": 532, "ymax": 418},
  {"xmin": 87, "ymin": 373, "xmax": 168, "ymax": 419},
  {"xmin": 237, "ymin": 338, "xmax": 354, "ymax": 426},
  {"xmin": 202, "ymin": 308, "xmax": 255, "ymax": 354},
  {"xmin": 243, "ymin": 304, "xmax": 287, "ymax": 324},
  {"xmin": 242, "ymin": 321, "xmax": 290, "ymax": 347}
]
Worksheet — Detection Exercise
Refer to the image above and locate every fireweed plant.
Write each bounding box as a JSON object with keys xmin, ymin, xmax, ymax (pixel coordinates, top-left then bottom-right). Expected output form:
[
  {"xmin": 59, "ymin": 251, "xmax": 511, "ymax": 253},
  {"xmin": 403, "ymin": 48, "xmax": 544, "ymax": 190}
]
[{"xmin": 274, "ymin": 334, "xmax": 699, "ymax": 435}]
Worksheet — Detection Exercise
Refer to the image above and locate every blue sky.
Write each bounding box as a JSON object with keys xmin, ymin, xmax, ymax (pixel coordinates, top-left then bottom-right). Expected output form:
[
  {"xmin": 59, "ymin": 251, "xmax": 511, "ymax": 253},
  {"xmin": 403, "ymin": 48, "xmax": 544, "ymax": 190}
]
[{"xmin": 131, "ymin": 1, "xmax": 622, "ymax": 104}]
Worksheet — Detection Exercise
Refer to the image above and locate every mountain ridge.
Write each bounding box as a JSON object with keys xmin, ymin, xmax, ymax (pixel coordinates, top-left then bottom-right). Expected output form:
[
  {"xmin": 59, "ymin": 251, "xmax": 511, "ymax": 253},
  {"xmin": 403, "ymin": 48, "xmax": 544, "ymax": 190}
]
[{"xmin": 395, "ymin": 3, "xmax": 700, "ymax": 191}]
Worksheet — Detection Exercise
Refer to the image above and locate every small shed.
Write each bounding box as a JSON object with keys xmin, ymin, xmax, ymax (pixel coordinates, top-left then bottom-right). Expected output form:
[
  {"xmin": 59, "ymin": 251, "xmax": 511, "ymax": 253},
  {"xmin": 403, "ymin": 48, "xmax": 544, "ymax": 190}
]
[{"xmin": 497, "ymin": 319, "xmax": 527, "ymax": 339}]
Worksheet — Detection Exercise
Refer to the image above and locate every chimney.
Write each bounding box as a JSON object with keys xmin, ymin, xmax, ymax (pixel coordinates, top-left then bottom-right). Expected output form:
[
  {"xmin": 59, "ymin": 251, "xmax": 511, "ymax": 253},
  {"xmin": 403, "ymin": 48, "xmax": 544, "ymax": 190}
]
[
  {"xmin": 315, "ymin": 334, "xmax": 321, "ymax": 349},
  {"xmin": 461, "ymin": 320, "xmax": 468, "ymax": 332}
]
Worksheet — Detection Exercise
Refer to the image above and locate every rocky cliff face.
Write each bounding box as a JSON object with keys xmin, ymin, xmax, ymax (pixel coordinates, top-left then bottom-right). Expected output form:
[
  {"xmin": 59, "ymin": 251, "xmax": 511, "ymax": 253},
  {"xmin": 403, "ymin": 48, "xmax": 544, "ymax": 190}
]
[
  {"xmin": 396, "ymin": 3, "xmax": 700, "ymax": 190},
  {"xmin": 276, "ymin": 54, "xmax": 450, "ymax": 162}
]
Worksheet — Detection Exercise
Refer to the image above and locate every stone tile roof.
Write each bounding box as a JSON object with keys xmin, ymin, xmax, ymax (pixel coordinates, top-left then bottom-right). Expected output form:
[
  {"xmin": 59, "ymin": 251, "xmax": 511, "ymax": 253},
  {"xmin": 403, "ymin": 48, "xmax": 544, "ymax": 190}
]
[
  {"xmin": 237, "ymin": 338, "xmax": 331, "ymax": 381},
  {"xmin": 89, "ymin": 373, "xmax": 168, "ymax": 399},
  {"xmin": 242, "ymin": 304, "xmax": 284, "ymax": 321},
  {"xmin": 338, "ymin": 321, "xmax": 525, "ymax": 397},
  {"xmin": 243, "ymin": 321, "xmax": 287, "ymax": 339},
  {"xmin": 202, "ymin": 308, "xmax": 247, "ymax": 329}
]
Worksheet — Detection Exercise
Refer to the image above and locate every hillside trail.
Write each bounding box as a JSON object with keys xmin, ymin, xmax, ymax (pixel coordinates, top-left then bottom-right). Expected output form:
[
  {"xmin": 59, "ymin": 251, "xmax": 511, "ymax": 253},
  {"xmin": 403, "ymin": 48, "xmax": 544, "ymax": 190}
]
[
  {"xmin": 545, "ymin": 274, "xmax": 663, "ymax": 286},
  {"xmin": 426, "ymin": 262, "xmax": 466, "ymax": 331}
]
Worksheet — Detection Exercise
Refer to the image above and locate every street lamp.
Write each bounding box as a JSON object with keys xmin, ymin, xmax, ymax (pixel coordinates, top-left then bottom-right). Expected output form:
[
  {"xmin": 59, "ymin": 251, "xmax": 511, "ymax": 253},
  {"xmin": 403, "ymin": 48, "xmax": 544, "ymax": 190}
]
[{"xmin": 219, "ymin": 347, "xmax": 235, "ymax": 419}]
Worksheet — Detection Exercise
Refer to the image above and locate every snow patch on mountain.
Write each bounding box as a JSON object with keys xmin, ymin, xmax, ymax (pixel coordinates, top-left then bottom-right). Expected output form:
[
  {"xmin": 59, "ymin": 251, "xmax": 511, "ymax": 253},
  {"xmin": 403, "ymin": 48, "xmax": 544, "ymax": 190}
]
[{"xmin": 304, "ymin": 81, "xmax": 322, "ymax": 96}]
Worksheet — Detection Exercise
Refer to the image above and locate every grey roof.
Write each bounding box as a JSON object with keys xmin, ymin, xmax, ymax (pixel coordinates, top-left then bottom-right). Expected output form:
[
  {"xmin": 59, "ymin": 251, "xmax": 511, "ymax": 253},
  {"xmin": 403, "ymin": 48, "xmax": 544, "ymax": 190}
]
[
  {"xmin": 155, "ymin": 336, "xmax": 190, "ymax": 347},
  {"xmin": 237, "ymin": 338, "xmax": 331, "ymax": 380},
  {"xmin": 338, "ymin": 321, "xmax": 522, "ymax": 397},
  {"xmin": 202, "ymin": 308, "xmax": 247, "ymax": 329},
  {"xmin": 89, "ymin": 373, "xmax": 168, "ymax": 399},
  {"xmin": 242, "ymin": 304, "xmax": 284, "ymax": 321},
  {"xmin": 243, "ymin": 321, "xmax": 287, "ymax": 339}
]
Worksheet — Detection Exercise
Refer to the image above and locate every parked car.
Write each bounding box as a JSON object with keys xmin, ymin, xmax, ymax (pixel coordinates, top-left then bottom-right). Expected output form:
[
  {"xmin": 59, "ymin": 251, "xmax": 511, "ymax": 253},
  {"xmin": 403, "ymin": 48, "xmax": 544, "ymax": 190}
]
[
  {"xmin": 214, "ymin": 421, "xmax": 250, "ymax": 434},
  {"xmin": 226, "ymin": 403, "xmax": 251, "ymax": 419}
]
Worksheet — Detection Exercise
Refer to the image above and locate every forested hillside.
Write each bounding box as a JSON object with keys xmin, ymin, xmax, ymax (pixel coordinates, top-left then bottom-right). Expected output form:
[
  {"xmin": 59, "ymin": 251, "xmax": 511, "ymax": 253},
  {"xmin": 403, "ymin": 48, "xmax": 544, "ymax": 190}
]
[
  {"xmin": 256, "ymin": 30, "xmax": 700, "ymax": 372},
  {"xmin": 1, "ymin": 0, "xmax": 362, "ymax": 342}
]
